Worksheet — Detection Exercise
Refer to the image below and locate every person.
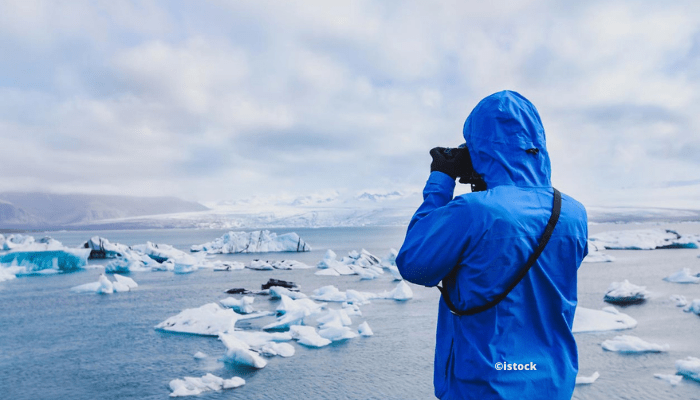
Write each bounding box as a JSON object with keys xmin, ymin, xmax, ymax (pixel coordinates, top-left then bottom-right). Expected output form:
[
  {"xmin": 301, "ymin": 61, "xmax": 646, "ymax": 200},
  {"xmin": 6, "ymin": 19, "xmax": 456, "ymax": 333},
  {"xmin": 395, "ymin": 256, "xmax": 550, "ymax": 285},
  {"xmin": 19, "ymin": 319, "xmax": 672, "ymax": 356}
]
[{"xmin": 396, "ymin": 90, "xmax": 588, "ymax": 399}]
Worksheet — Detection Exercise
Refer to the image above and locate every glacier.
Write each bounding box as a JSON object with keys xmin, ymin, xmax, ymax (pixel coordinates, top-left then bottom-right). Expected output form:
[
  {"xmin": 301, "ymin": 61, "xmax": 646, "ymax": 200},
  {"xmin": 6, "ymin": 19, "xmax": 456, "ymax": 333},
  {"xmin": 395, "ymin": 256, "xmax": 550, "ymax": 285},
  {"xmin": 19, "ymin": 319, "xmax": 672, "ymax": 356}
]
[{"xmin": 190, "ymin": 230, "xmax": 310, "ymax": 253}]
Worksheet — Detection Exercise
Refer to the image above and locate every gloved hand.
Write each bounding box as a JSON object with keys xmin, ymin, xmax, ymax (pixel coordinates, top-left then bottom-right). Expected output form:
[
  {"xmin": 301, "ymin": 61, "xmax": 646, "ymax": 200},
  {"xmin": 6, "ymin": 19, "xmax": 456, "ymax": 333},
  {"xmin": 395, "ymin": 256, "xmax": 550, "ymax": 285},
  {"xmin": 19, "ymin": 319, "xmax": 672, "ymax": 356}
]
[{"xmin": 430, "ymin": 147, "xmax": 469, "ymax": 179}]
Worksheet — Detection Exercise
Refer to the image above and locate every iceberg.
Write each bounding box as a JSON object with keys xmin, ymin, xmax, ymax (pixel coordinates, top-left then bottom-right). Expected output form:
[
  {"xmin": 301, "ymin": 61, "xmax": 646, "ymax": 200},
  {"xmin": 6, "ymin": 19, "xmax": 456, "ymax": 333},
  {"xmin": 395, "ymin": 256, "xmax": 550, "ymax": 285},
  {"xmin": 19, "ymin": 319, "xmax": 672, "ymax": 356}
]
[
  {"xmin": 269, "ymin": 286, "xmax": 307, "ymax": 300},
  {"xmin": 1, "ymin": 248, "xmax": 90, "ymax": 275},
  {"xmin": 380, "ymin": 248, "xmax": 403, "ymax": 280},
  {"xmin": 572, "ymin": 307, "xmax": 637, "ymax": 333},
  {"xmin": 575, "ymin": 371, "xmax": 600, "ymax": 385},
  {"xmin": 378, "ymin": 281, "xmax": 413, "ymax": 301},
  {"xmin": 289, "ymin": 325, "xmax": 332, "ymax": 348},
  {"xmin": 358, "ymin": 321, "xmax": 373, "ymax": 336},
  {"xmin": 104, "ymin": 256, "xmax": 152, "ymax": 273},
  {"xmin": 590, "ymin": 229, "xmax": 698, "ymax": 250},
  {"xmin": 653, "ymin": 374, "xmax": 683, "ymax": 386},
  {"xmin": 582, "ymin": 241, "xmax": 615, "ymax": 263},
  {"xmin": 169, "ymin": 373, "xmax": 245, "ymax": 397},
  {"xmin": 262, "ymin": 309, "xmax": 310, "ymax": 331},
  {"xmin": 190, "ymin": 230, "xmax": 311, "ymax": 253},
  {"xmin": 676, "ymin": 357, "xmax": 700, "ymax": 382},
  {"xmin": 276, "ymin": 295, "xmax": 323, "ymax": 316},
  {"xmin": 155, "ymin": 303, "xmax": 270, "ymax": 336},
  {"xmin": 601, "ymin": 335, "xmax": 669, "ymax": 352},
  {"xmin": 193, "ymin": 351, "xmax": 208, "ymax": 360},
  {"xmin": 220, "ymin": 296, "xmax": 255, "ymax": 314},
  {"xmin": 212, "ymin": 260, "xmax": 246, "ymax": 271},
  {"xmin": 670, "ymin": 294, "xmax": 688, "ymax": 307},
  {"xmin": 81, "ymin": 236, "xmax": 132, "ymax": 259},
  {"xmin": 663, "ymin": 268, "xmax": 700, "ymax": 284},
  {"xmin": 131, "ymin": 242, "xmax": 188, "ymax": 263},
  {"xmin": 248, "ymin": 259, "xmax": 274, "ymax": 270},
  {"xmin": 269, "ymin": 260, "xmax": 313, "ymax": 270},
  {"xmin": 316, "ymin": 249, "xmax": 384, "ymax": 278},
  {"xmin": 684, "ymin": 299, "xmax": 700, "ymax": 315},
  {"xmin": 71, "ymin": 273, "xmax": 137, "ymax": 294},
  {"xmin": 218, "ymin": 334, "xmax": 268, "ymax": 368},
  {"xmin": 311, "ymin": 282, "xmax": 412, "ymax": 304},
  {"xmin": 604, "ymin": 280, "xmax": 648, "ymax": 305}
]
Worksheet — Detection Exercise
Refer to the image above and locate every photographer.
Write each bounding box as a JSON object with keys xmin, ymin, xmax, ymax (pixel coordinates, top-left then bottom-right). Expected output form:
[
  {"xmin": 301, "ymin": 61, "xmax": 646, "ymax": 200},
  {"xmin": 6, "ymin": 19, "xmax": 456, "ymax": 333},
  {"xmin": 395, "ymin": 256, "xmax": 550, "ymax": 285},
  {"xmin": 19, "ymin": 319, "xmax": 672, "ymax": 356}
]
[{"xmin": 396, "ymin": 91, "xmax": 588, "ymax": 399}]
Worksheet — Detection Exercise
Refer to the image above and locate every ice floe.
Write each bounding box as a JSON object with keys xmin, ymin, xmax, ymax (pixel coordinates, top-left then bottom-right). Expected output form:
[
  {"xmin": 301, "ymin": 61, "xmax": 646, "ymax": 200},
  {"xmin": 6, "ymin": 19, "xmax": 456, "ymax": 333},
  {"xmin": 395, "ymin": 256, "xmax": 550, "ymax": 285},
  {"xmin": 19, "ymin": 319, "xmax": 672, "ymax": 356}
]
[
  {"xmin": 676, "ymin": 357, "xmax": 700, "ymax": 382},
  {"xmin": 220, "ymin": 296, "xmax": 255, "ymax": 314},
  {"xmin": 380, "ymin": 248, "xmax": 403, "ymax": 280},
  {"xmin": 219, "ymin": 333, "xmax": 268, "ymax": 368},
  {"xmin": 276, "ymin": 295, "xmax": 323, "ymax": 316},
  {"xmin": 358, "ymin": 321, "xmax": 373, "ymax": 336},
  {"xmin": 212, "ymin": 260, "xmax": 246, "ymax": 271},
  {"xmin": 1, "ymin": 246, "xmax": 90, "ymax": 276},
  {"xmin": 654, "ymin": 373, "xmax": 683, "ymax": 386},
  {"xmin": 663, "ymin": 268, "xmax": 700, "ymax": 284},
  {"xmin": 575, "ymin": 371, "xmax": 600, "ymax": 385},
  {"xmin": 316, "ymin": 249, "xmax": 384, "ymax": 279},
  {"xmin": 311, "ymin": 282, "xmax": 413, "ymax": 304},
  {"xmin": 604, "ymin": 280, "xmax": 648, "ymax": 305},
  {"xmin": 169, "ymin": 373, "xmax": 245, "ymax": 397},
  {"xmin": 670, "ymin": 294, "xmax": 688, "ymax": 307},
  {"xmin": 572, "ymin": 307, "xmax": 637, "ymax": 333},
  {"xmin": 290, "ymin": 325, "xmax": 332, "ymax": 348},
  {"xmin": 193, "ymin": 351, "xmax": 208, "ymax": 360},
  {"xmin": 582, "ymin": 241, "xmax": 615, "ymax": 263},
  {"xmin": 601, "ymin": 335, "xmax": 669, "ymax": 352},
  {"xmin": 684, "ymin": 299, "xmax": 700, "ymax": 315},
  {"xmin": 269, "ymin": 286, "xmax": 307, "ymax": 300},
  {"xmin": 155, "ymin": 303, "xmax": 270, "ymax": 336},
  {"xmin": 589, "ymin": 229, "xmax": 698, "ymax": 250},
  {"xmin": 378, "ymin": 280, "xmax": 413, "ymax": 301},
  {"xmin": 190, "ymin": 230, "xmax": 310, "ymax": 253},
  {"xmin": 82, "ymin": 236, "xmax": 132, "ymax": 259},
  {"xmin": 71, "ymin": 273, "xmax": 137, "ymax": 294}
]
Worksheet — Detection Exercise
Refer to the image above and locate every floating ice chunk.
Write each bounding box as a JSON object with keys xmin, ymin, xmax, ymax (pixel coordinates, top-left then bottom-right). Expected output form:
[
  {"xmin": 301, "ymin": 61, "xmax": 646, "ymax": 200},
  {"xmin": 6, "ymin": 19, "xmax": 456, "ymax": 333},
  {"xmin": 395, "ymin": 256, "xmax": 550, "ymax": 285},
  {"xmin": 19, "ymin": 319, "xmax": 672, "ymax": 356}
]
[
  {"xmin": 193, "ymin": 351, "xmax": 208, "ymax": 359},
  {"xmin": 601, "ymin": 335, "xmax": 669, "ymax": 352},
  {"xmin": 670, "ymin": 295, "xmax": 688, "ymax": 307},
  {"xmin": 155, "ymin": 303, "xmax": 270, "ymax": 336},
  {"xmin": 219, "ymin": 334, "xmax": 267, "ymax": 368},
  {"xmin": 71, "ymin": 274, "xmax": 128, "ymax": 294},
  {"xmin": 0, "ymin": 264, "xmax": 23, "ymax": 282},
  {"xmin": 269, "ymin": 286, "xmax": 307, "ymax": 300},
  {"xmin": 676, "ymin": 357, "xmax": 700, "ymax": 382},
  {"xmin": 663, "ymin": 268, "xmax": 700, "ymax": 284},
  {"xmin": 82, "ymin": 236, "xmax": 132, "ymax": 259},
  {"xmin": 259, "ymin": 342, "xmax": 295, "ymax": 357},
  {"xmin": 105, "ymin": 257, "xmax": 148, "ymax": 273},
  {"xmin": 1, "ymin": 249, "xmax": 90, "ymax": 274},
  {"xmin": 228, "ymin": 330, "xmax": 292, "ymax": 346},
  {"xmin": 169, "ymin": 373, "xmax": 245, "ymax": 397},
  {"xmin": 317, "ymin": 249, "xmax": 383, "ymax": 277},
  {"xmin": 342, "ymin": 303, "xmax": 362, "ymax": 317},
  {"xmin": 590, "ymin": 229, "xmax": 698, "ymax": 250},
  {"xmin": 684, "ymin": 299, "xmax": 700, "ymax": 315},
  {"xmin": 97, "ymin": 274, "xmax": 114, "ymax": 294},
  {"xmin": 654, "ymin": 374, "xmax": 683, "ymax": 386},
  {"xmin": 220, "ymin": 296, "xmax": 255, "ymax": 314},
  {"xmin": 191, "ymin": 230, "xmax": 311, "ymax": 253},
  {"xmin": 270, "ymin": 260, "xmax": 313, "ymax": 269},
  {"xmin": 378, "ymin": 281, "xmax": 414, "ymax": 301},
  {"xmin": 582, "ymin": 241, "xmax": 615, "ymax": 263},
  {"xmin": 358, "ymin": 321, "xmax": 373, "ymax": 336},
  {"xmin": 572, "ymin": 307, "xmax": 637, "ymax": 333},
  {"xmin": 604, "ymin": 280, "xmax": 648, "ymax": 305},
  {"xmin": 318, "ymin": 325, "xmax": 357, "ymax": 341},
  {"xmin": 575, "ymin": 371, "xmax": 600, "ymax": 385},
  {"xmin": 2, "ymin": 234, "xmax": 36, "ymax": 251},
  {"xmin": 248, "ymin": 259, "xmax": 274, "ymax": 270},
  {"xmin": 315, "ymin": 268, "xmax": 340, "ymax": 276},
  {"xmin": 113, "ymin": 274, "xmax": 137, "ymax": 289},
  {"xmin": 290, "ymin": 325, "xmax": 332, "ymax": 348},
  {"xmin": 312, "ymin": 285, "xmax": 349, "ymax": 302},
  {"xmin": 276, "ymin": 295, "xmax": 323, "ymax": 316},
  {"xmin": 262, "ymin": 308, "xmax": 309, "ymax": 331},
  {"xmin": 211, "ymin": 260, "xmax": 245, "ymax": 271},
  {"xmin": 132, "ymin": 242, "xmax": 188, "ymax": 263},
  {"xmin": 317, "ymin": 309, "xmax": 352, "ymax": 328},
  {"xmin": 380, "ymin": 248, "xmax": 403, "ymax": 280}
]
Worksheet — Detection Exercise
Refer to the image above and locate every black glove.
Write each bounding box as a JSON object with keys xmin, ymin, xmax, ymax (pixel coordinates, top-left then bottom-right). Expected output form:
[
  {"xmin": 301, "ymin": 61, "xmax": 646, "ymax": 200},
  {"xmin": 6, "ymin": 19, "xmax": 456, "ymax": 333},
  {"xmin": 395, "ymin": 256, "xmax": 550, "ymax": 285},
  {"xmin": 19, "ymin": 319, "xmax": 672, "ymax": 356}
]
[{"xmin": 430, "ymin": 147, "xmax": 469, "ymax": 179}]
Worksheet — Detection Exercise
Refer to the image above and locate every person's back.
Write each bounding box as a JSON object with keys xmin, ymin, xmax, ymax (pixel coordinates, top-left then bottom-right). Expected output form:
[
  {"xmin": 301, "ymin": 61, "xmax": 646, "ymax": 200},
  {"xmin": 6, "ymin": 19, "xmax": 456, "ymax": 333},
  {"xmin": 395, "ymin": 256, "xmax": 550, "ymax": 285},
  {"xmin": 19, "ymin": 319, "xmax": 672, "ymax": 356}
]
[{"xmin": 396, "ymin": 91, "xmax": 588, "ymax": 399}]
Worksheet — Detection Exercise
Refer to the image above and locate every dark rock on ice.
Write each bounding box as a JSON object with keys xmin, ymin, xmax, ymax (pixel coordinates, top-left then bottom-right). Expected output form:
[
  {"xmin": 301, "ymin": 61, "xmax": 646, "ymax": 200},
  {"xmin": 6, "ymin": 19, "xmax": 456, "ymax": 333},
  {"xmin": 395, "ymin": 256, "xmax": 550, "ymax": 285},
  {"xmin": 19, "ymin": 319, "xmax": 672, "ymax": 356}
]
[{"xmin": 261, "ymin": 279, "xmax": 298, "ymax": 290}]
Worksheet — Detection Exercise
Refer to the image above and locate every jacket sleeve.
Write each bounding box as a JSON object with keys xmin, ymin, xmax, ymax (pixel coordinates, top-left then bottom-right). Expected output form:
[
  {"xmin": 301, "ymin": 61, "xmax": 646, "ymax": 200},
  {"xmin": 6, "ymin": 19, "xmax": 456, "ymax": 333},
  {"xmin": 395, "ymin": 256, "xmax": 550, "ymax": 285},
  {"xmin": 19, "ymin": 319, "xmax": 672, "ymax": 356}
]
[{"xmin": 396, "ymin": 171, "xmax": 471, "ymax": 287}]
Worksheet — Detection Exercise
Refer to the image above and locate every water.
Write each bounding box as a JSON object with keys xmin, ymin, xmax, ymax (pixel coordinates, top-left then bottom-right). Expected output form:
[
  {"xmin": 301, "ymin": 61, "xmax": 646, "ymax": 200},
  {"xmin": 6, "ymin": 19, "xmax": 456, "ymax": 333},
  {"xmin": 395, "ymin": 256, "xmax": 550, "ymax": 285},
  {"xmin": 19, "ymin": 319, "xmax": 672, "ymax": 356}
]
[{"xmin": 1, "ymin": 225, "xmax": 700, "ymax": 399}]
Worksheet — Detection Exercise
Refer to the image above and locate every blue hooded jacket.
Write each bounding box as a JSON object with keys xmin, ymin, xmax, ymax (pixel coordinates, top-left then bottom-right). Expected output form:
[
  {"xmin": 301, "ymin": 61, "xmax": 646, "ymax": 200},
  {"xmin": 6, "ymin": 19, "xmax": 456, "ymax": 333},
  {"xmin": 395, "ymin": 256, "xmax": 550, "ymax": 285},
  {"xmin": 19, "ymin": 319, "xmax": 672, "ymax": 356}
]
[{"xmin": 397, "ymin": 91, "xmax": 588, "ymax": 399}]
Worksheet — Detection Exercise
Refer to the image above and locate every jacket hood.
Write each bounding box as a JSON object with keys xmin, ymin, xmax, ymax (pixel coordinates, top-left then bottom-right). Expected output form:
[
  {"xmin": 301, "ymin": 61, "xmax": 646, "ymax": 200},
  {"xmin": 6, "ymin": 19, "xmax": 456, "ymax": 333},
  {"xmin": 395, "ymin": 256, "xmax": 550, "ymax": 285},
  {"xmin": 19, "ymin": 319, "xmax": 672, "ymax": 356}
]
[{"xmin": 463, "ymin": 90, "xmax": 551, "ymax": 188}]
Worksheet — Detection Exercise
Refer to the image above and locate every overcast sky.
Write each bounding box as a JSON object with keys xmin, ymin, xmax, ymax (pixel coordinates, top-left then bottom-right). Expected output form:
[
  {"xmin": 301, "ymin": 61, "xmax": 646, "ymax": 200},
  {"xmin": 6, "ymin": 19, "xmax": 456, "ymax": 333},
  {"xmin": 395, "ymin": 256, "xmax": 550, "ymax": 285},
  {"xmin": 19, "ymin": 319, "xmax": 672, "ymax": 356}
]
[{"xmin": 1, "ymin": 0, "xmax": 700, "ymax": 208}]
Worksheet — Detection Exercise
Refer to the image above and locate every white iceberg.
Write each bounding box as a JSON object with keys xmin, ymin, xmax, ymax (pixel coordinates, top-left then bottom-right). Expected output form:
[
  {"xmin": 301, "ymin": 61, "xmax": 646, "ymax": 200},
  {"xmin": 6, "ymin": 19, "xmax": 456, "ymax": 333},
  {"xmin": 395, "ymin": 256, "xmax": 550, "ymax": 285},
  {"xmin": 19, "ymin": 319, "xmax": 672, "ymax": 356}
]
[
  {"xmin": 211, "ymin": 260, "xmax": 246, "ymax": 271},
  {"xmin": 590, "ymin": 229, "xmax": 698, "ymax": 250},
  {"xmin": 155, "ymin": 303, "xmax": 270, "ymax": 336},
  {"xmin": 270, "ymin": 260, "xmax": 313, "ymax": 270},
  {"xmin": 269, "ymin": 286, "xmax": 307, "ymax": 300},
  {"xmin": 289, "ymin": 325, "xmax": 331, "ymax": 348},
  {"xmin": 191, "ymin": 230, "xmax": 311, "ymax": 253},
  {"xmin": 358, "ymin": 321, "xmax": 374, "ymax": 336},
  {"xmin": 248, "ymin": 259, "xmax": 274, "ymax": 270},
  {"xmin": 572, "ymin": 307, "xmax": 637, "ymax": 333},
  {"xmin": 220, "ymin": 296, "xmax": 255, "ymax": 314},
  {"xmin": 604, "ymin": 280, "xmax": 648, "ymax": 304},
  {"xmin": 315, "ymin": 268, "xmax": 340, "ymax": 276},
  {"xmin": 663, "ymin": 268, "xmax": 700, "ymax": 284},
  {"xmin": 684, "ymin": 299, "xmax": 700, "ymax": 315},
  {"xmin": 131, "ymin": 242, "xmax": 188, "ymax": 263},
  {"xmin": 378, "ymin": 281, "xmax": 413, "ymax": 301},
  {"xmin": 276, "ymin": 295, "xmax": 323, "ymax": 316},
  {"xmin": 316, "ymin": 249, "xmax": 383, "ymax": 278},
  {"xmin": 0, "ymin": 264, "xmax": 23, "ymax": 282},
  {"xmin": 317, "ymin": 308, "xmax": 352, "ymax": 328},
  {"xmin": 670, "ymin": 294, "xmax": 688, "ymax": 307},
  {"xmin": 219, "ymin": 333, "xmax": 268, "ymax": 368},
  {"xmin": 318, "ymin": 325, "xmax": 357, "ymax": 341},
  {"xmin": 262, "ymin": 309, "xmax": 310, "ymax": 331},
  {"xmin": 71, "ymin": 273, "xmax": 137, "ymax": 294},
  {"xmin": 169, "ymin": 373, "xmax": 245, "ymax": 397},
  {"xmin": 193, "ymin": 351, "xmax": 208, "ymax": 360},
  {"xmin": 104, "ymin": 256, "xmax": 152, "ymax": 273},
  {"xmin": 654, "ymin": 374, "xmax": 683, "ymax": 386},
  {"xmin": 82, "ymin": 236, "xmax": 132, "ymax": 259},
  {"xmin": 227, "ymin": 330, "xmax": 294, "ymax": 358},
  {"xmin": 582, "ymin": 241, "xmax": 615, "ymax": 263},
  {"xmin": 601, "ymin": 335, "xmax": 669, "ymax": 352},
  {"xmin": 380, "ymin": 248, "xmax": 403, "ymax": 280},
  {"xmin": 575, "ymin": 371, "xmax": 600, "ymax": 385},
  {"xmin": 676, "ymin": 357, "xmax": 700, "ymax": 382}
]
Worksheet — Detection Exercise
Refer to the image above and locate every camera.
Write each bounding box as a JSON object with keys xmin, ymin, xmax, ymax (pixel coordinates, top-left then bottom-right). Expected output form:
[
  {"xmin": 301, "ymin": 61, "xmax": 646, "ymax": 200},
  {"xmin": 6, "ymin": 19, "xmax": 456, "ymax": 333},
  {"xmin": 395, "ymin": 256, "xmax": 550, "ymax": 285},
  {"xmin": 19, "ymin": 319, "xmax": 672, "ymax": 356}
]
[{"xmin": 441, "ymin": 146, "xmax": 487, "ymax": 192}]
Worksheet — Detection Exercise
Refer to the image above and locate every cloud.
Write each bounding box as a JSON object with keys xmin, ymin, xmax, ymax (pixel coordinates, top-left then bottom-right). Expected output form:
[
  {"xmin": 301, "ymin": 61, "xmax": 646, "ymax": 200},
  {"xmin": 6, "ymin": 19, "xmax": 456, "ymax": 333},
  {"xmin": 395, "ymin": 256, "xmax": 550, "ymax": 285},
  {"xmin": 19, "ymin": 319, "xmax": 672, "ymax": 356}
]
[{"xmin": 0, "ymin": 0, "xmax": 699, "ymax": 207}]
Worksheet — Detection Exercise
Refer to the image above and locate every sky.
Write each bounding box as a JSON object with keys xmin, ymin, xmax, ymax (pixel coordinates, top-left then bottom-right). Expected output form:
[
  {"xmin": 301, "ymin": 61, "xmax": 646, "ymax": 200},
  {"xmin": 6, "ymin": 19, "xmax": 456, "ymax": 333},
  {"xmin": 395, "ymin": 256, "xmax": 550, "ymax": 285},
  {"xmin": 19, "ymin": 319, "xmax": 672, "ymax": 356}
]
[{"xmin": 1, "ymin": 0, "xmax": 700, "ymax": 209}]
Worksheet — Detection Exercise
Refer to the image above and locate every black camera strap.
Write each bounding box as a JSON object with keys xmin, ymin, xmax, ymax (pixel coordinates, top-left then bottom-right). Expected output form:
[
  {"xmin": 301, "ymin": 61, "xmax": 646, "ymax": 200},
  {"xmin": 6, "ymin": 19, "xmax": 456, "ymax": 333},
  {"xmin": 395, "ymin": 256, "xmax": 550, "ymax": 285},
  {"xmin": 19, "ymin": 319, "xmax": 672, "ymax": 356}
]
[{"xmin": 437, "ymin": 188, "xmax": 562, "ymax": 317}]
